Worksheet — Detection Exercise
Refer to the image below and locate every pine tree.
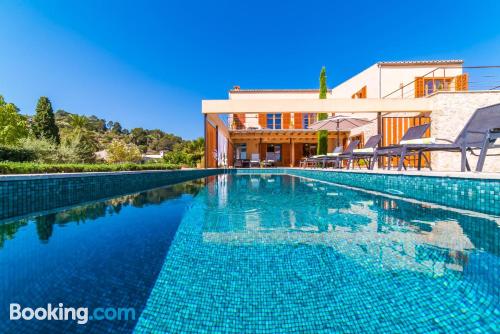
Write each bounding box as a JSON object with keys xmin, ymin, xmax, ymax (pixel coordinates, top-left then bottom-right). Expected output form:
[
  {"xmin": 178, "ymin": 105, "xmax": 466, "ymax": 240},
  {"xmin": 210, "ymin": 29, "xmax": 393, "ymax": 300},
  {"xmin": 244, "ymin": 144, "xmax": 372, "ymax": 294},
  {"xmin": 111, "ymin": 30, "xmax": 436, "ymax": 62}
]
[
  {"xmin": 317, "ymin": 67, "xmax": 328, "ymax": 155},
  {"xmin": 32, "ymin": 97, "xmax": 60, "ymax": 144}
]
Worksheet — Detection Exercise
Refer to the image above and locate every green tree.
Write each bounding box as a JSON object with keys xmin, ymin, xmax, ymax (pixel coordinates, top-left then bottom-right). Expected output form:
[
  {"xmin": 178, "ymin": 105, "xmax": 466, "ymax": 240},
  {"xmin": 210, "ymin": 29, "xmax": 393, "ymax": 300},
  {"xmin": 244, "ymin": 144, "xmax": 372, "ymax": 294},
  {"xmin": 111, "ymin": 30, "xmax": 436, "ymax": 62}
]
[
  {"xmin": 32, "ymin": 97, "xmax": 60, "ymax": 144},
  {"xmin": 111, "ymin": 122, "xmax": 122, "ymax": 134},
  {"xmin": 107, "ymin": 139, "xmax": 142, "ymax": 163},
  {"xmin": 317, "ymin": 67, "xmax": 328, "ymax": 155},
  {"xmin": 69, "ymin": 114, "xmax": 89, "ymax": 132},
  {"xmin": 0, "ymin": 95, "xmax": 29, "ymax": 145}
]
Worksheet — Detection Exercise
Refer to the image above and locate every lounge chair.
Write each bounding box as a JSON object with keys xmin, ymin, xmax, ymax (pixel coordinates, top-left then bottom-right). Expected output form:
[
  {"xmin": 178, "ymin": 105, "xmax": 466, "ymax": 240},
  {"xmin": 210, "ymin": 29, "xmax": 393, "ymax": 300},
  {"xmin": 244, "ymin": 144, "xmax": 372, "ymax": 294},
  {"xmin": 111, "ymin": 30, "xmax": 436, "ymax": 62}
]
[
  {"xmin": 371, "ymin": 124, "xmax": 431, "ymax": 170},
  {"xmin": 349, "ymin": 134, "xmax": 382, "ymax": 169},
  {"xmin": 395, "ymin": 103, "xmax": 500, "ymax": 172},
  {"xmin": 250, "ymin": 153, "xmax": 260, "ymax": 168},
  {"xmin": 324, "ymin": 140, "xmax": 360, "ymax": 169},
  {"xmin": 300, "ymin": 146, "xmax": 343, "ymax": 168}
]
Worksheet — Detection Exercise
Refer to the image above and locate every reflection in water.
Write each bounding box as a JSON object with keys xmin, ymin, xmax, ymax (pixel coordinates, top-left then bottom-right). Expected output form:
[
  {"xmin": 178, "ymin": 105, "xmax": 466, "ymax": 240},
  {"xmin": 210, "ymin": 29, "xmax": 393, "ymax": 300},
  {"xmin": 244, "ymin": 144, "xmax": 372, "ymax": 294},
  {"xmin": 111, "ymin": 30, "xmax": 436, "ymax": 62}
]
[
  {"xmin": 0, "ymin": 180, "xmax": 204, "ymax": 248},
  {"xmin": 202, "ymin": 175, "xmax": 499, "ymax": 280}
]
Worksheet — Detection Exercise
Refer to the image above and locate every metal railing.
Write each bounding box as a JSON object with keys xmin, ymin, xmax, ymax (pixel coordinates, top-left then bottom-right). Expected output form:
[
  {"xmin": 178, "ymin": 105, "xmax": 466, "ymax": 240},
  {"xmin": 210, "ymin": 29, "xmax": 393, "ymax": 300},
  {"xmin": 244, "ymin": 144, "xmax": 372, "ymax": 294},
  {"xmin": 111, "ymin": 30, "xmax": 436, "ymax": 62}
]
[
  {"xmin": 383, "ymin": 65, "xmax": 500, "ymax": 99},
  {"xmin": 224, "ymin": 114, "xmax": 320, "ymax": 131}
]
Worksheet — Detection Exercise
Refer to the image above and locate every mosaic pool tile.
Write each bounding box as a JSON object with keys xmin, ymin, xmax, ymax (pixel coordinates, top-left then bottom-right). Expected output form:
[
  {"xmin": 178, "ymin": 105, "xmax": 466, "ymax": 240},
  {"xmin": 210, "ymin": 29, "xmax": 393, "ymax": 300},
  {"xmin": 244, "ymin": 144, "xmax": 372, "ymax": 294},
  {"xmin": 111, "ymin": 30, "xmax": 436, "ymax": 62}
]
[{"xmin": 135, "ymin": 174, "xmax": 499, "ymax": 333}]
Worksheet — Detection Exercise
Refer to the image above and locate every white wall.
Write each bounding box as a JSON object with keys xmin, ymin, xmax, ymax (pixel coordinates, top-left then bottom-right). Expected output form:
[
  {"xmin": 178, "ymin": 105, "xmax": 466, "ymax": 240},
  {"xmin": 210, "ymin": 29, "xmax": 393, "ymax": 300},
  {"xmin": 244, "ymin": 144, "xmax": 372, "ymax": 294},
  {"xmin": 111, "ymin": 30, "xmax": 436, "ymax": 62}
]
[{"xmin": 331, "ymin": 63, "xmax": 463, "ymax": 99}]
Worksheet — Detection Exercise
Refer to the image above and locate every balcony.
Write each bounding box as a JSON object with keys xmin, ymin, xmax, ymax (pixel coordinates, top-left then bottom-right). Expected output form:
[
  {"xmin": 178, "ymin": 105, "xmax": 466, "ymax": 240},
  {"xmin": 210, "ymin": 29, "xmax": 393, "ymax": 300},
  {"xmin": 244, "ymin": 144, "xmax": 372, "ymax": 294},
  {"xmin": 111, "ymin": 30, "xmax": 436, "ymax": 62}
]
[{"xmin": 383, "ymin": 65, "xmax": 500, "ymax": 99}]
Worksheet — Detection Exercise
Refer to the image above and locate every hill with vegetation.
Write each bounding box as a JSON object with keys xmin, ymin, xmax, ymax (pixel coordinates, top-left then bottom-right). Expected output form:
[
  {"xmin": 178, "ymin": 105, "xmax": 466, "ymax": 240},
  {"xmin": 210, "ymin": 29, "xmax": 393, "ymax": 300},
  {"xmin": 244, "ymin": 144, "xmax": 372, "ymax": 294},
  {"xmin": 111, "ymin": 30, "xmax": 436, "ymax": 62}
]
[{"xmin": 0, "ymin": 95, "xmax": 204, "ymax": 170}]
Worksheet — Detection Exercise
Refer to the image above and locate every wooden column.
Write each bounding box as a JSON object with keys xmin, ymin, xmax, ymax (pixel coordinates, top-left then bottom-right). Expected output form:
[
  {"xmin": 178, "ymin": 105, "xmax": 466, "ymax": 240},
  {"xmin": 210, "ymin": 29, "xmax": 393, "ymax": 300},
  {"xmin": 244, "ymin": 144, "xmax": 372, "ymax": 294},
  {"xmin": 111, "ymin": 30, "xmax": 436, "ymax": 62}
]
[{"xmin": 290, "ymin": 138, "xmax": 295, "ymax": 167}]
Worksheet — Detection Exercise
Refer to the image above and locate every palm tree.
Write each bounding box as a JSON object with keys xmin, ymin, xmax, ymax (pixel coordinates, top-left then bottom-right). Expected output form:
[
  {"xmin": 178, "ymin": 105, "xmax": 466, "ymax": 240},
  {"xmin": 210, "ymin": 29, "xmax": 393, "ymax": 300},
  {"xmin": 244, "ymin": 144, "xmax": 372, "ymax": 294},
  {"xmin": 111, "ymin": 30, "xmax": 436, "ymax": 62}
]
[{"xmin": 69, "ymin": 114, "xmax": 89, "ymax": 132}]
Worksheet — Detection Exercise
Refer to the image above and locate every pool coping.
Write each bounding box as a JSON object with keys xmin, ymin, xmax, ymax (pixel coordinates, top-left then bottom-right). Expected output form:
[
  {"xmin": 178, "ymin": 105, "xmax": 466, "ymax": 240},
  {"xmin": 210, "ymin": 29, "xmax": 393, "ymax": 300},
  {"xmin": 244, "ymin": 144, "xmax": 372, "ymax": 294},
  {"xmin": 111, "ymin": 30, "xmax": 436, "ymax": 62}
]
[
  {"xmin": 0, "ymin": 168, "xmax": 222, "ymax": 181},
  {"xmin": 1, "ymin": 168, "xmax": 499, "ymax": 181},
  {"xmin": 233, "ymin": 167, "xmax": 500, "ymax": 181}
]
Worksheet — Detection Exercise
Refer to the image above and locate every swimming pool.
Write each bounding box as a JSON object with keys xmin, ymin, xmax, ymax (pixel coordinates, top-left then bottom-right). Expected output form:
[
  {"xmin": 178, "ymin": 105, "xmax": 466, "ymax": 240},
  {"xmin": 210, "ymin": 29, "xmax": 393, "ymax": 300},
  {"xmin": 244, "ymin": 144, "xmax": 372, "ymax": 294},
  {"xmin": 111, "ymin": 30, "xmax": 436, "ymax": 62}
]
[{"xmin": 1, "ymin": 173, "xmax": 499, "ymax": 333}]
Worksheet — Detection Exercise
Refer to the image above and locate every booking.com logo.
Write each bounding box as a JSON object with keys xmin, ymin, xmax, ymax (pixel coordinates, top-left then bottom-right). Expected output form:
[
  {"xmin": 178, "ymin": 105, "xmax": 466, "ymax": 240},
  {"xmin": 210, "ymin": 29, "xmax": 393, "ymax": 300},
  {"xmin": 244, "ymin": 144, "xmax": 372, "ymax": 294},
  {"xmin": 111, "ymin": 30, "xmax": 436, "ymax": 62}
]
[{"xmin": 10, "ymin": 303, "xmax": 135, "ymax": 325}]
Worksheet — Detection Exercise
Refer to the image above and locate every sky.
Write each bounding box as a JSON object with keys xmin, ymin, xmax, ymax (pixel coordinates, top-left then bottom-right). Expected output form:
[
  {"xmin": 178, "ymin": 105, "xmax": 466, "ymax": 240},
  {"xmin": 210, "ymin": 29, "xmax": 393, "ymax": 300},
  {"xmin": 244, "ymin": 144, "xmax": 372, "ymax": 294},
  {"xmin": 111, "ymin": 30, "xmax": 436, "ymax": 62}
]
[{"xmin": 0, "ymin": 0, "xmax": 499, "ymax": 139}]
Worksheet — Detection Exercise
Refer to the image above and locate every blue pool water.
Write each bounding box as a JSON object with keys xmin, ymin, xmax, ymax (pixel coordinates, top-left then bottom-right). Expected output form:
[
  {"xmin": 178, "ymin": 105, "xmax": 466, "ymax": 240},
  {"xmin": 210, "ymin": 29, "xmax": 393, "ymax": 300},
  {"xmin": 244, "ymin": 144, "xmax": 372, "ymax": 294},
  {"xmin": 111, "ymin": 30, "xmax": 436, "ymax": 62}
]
[{"xmin": 1, "ymin": 174, "xmax": 499, "ymax": 333}]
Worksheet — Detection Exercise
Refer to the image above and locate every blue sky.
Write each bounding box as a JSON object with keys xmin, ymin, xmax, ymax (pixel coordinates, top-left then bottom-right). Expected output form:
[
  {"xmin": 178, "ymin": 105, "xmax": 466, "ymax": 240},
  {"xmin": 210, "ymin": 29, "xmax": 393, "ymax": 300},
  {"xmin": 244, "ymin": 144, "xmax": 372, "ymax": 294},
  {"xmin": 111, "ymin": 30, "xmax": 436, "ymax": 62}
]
[{"xmin": 0, "ymin": 0, "xmax": 499, "ymax": 139}]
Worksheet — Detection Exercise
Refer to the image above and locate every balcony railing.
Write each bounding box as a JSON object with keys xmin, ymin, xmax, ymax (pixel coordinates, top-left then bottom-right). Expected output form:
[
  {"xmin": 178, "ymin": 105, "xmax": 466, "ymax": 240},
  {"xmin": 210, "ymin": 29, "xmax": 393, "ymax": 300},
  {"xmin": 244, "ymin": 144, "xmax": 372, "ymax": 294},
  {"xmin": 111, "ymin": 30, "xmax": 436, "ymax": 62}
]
[
  {"xmin": 383, "ymin": 65, "xmax": 500, "ymax": 99},
  {"xmin": 226, "ymin": 113, "xmax": 320, "ymax": 131}
]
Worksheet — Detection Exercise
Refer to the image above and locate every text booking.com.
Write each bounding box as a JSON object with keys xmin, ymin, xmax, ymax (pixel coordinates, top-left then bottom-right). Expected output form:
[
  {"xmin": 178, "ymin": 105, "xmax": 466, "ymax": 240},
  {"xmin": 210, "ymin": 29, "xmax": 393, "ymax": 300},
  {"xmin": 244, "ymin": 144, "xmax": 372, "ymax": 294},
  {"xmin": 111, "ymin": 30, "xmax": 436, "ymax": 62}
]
[{"xmin": 10, "ymin": 303, "xmax": 135, "ymax": 325}]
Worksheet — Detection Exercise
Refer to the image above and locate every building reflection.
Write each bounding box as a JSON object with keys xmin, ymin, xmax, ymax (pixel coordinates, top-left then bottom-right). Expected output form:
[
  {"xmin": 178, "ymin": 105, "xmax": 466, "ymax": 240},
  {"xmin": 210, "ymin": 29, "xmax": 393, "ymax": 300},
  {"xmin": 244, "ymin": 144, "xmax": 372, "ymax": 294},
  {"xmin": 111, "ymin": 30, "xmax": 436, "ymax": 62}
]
[{"xmin": 202, "ymin": 175, "xmax": 499, "ymax": 277}]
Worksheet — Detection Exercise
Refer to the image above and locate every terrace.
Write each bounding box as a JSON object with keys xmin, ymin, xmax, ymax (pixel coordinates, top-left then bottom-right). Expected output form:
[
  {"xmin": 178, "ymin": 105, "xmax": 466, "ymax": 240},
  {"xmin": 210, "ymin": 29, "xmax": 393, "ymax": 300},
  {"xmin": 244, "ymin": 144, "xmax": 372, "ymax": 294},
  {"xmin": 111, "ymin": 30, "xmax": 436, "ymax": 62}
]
[{"xmin": 202, "ymin": 64, "xmax": 500, "ymax": 172}]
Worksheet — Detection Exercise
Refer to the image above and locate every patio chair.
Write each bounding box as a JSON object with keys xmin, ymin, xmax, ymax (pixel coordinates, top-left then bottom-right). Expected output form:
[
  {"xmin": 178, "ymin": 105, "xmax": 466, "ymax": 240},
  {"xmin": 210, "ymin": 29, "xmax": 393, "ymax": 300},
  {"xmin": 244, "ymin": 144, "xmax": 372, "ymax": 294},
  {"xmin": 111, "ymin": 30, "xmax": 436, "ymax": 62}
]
[
  {"xmin": 350, "ymin": 134, "xmax": 382, "ymax": 169},
  {"xmin": 264, "ymin": 152, "xmax": 276, "ymax": 167},
  {"xmin": 250, "ymin": 153, "xmax": 260, "ymax": 168},
  {"xmin": 371, "ymin": 123, "xmax": 431, "ymax": 170},
  {"xmin": 395, "ymin": 103, "xmax": 500, "ymax": 172},
  {"xmin": 324, "ymin": 140, "xmax": 360, "ymax": 169}
]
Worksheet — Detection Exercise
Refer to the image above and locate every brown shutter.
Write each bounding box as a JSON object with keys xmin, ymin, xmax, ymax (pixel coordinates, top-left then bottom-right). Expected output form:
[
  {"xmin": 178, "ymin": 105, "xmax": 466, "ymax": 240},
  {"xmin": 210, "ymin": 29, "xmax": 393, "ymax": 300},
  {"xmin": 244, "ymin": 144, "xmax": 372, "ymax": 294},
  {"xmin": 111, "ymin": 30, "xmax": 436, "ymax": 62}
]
[
  {"xmin": 361, "ymin": 86, "xmax": 367, "ymax": 98},
  {"xmin": 258, "ymin": 113, "xmax": 266, "ymax": 128},
  {"xmin": 455, "ymin": 73, "xmax": 469, "ymax": 91},
  {"xmin": 294, "ymin": 113, "xmax": 302, "ymax": 129},
  {"xmin": 415, "ymin": 77, "xmax": 424, "ymax": 97},
  {"xmin": 282, "ymin": 113, "xmax": 291, "ymax": 129},
  {"xmin": 281, "ymin": 143, "xmax": 290, "ymax": 166}
]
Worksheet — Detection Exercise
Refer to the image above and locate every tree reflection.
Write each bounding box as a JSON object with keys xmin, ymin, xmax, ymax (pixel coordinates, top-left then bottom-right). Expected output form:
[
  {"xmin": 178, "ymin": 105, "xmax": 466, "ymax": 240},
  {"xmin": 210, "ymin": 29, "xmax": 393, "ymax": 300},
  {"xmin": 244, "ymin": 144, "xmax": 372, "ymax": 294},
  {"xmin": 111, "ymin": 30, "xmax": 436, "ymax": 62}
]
[{"xmin": 0, "ymin": 180, "xmax": 204, "ymax": 247}]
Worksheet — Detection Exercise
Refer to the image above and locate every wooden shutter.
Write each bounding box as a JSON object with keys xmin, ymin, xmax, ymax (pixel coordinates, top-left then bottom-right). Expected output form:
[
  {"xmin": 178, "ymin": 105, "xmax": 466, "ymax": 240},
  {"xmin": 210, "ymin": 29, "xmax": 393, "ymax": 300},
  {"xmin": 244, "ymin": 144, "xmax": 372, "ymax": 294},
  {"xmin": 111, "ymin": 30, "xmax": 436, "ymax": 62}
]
[
  {"xmin": 281, "ymin": 144, "xmax": 290, "ymax": 166},
  {"xmin": 455, "ymin": 73, "xmax": 468, "ymax": 91},
  {"xmin": 294, "ymin": 113, "xmax": 302, "ymax": 129},
  {"xmin": 414, "ymin": 77, "xmax": 424, "ymax": 97},
  {"xmin": 282, "ymin": 113, "xmax": 291, "ymax": 129},
  {"xmin": 258, "ymin": 114, "xmax": 266, "ymax": 129}
]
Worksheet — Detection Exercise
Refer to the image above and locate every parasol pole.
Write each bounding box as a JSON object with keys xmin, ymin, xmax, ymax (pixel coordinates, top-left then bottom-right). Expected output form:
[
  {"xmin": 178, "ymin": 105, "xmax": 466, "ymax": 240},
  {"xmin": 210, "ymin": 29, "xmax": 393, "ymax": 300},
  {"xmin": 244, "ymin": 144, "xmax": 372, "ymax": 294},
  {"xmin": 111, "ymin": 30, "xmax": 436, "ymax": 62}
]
[{"xmin": 336, "ymin": 120, "xmax": 340, "ymax": 147}]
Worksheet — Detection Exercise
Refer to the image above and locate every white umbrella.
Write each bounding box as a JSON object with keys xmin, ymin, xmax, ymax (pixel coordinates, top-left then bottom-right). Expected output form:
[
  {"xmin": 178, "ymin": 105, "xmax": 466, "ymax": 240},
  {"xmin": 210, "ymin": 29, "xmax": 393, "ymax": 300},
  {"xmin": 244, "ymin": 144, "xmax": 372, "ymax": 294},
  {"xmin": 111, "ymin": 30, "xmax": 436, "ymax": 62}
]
[{"xmin": 309, "ymin": 115, "xmax": 371, "ymax": 146}]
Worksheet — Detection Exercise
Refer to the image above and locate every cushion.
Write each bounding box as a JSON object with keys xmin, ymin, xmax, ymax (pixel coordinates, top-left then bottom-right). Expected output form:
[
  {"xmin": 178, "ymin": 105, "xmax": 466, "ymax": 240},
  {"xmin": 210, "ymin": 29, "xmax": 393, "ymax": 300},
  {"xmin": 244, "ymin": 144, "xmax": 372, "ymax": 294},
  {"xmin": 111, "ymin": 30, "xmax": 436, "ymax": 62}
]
[
  {"xmin": 327, "ymin": 152, "xmax": 341, "ymax": 157},
  {"xmin": 400, "ymin": 137, "xmax": 436, "ymax": 145},
  {"xmin": 353, "ymin": 148, "xmax": 374, "ymax": 153}
]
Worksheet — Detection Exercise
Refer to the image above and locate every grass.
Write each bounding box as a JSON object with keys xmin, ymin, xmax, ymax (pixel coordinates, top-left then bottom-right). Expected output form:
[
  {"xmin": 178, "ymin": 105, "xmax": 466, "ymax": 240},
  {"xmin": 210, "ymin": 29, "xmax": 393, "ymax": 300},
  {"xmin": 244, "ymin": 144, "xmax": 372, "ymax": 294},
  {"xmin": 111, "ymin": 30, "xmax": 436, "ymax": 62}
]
[{"xmin": 0, "ymin": 162, "xmax": 181, "ymax": 174}]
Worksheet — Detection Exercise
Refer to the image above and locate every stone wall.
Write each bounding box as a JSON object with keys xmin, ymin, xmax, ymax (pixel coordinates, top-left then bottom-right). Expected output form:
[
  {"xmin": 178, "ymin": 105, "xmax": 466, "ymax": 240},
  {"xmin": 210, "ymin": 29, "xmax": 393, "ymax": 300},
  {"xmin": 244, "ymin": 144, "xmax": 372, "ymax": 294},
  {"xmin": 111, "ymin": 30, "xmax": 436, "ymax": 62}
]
[{"xmin": 430, "ymin": 92, "xmax": 500, "ymax": 172}]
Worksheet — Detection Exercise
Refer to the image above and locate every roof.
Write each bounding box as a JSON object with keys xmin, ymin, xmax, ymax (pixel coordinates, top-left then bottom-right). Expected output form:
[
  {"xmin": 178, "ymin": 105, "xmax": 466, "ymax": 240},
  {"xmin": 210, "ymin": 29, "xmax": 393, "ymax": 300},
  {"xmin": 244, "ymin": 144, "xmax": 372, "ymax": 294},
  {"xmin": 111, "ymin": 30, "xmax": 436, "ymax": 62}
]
[
  {"xmin": 377, "ymin": 60, "xmax": 463, "ymax": 66},
  {"xmin": 229, "ymin": 88, "xmax": 319, "ymax": 94}
]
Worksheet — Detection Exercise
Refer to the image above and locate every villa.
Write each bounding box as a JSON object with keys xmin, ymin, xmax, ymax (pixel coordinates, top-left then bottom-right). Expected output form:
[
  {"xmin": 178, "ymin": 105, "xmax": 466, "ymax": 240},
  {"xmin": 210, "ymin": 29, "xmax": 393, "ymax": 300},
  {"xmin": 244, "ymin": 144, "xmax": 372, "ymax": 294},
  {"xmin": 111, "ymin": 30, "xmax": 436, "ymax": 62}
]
[{"xmin": 202, "ymin": 60, "xmax": 500, "ymax": 172}]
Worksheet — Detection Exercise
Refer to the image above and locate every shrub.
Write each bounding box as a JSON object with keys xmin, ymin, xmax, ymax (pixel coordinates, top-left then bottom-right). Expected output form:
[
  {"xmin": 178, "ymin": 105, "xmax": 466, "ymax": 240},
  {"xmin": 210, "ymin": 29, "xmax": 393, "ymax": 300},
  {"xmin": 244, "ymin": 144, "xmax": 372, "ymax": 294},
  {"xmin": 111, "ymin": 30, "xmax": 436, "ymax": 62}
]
[
  {"xmin": 0, "ymin": 146, "xmax": 36, "ymax": 162},
  {"xmin": 17, "ymin": 137, "xmax": 60, "ymax": 163},
  {"xmin": 0, "ymin": 162, "xmax": 180, "ymax": 174}
]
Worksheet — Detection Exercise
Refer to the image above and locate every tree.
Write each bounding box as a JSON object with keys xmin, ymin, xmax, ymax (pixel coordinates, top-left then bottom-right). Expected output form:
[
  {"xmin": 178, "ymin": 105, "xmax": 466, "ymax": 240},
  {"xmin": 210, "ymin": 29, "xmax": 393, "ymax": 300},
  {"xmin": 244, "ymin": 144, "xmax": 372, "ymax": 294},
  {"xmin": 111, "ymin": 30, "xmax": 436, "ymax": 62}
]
[
  {"xmin": 0, "ymin": 95, "xmax": 29, "ymax": 145},
  {"xmin": 317, "ymin": 67, "xmax": 328, "ymax": 155},
  {"xmin": 69, "ymin": 114, "xmax": 89, "ymax": 132},
  {"xmin": 107, "ymin": 139, "xmax": 142, "ymax": 163},
  {"xmin": 111, "ymin": 122, "xmax": 122, "ymax": 134},
  {"xmin": 32, "ymin": 96, "xmax": 60, "ymax": 144}
]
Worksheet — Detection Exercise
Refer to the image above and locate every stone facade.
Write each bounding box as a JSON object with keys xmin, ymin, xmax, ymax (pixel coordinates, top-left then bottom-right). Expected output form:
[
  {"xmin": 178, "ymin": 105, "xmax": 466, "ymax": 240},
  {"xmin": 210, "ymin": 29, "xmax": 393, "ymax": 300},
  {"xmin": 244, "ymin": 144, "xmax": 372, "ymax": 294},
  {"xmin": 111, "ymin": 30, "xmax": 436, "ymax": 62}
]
[{"xmin": 429, "ymin": 92, "xmax": 500, "ymax": 172}]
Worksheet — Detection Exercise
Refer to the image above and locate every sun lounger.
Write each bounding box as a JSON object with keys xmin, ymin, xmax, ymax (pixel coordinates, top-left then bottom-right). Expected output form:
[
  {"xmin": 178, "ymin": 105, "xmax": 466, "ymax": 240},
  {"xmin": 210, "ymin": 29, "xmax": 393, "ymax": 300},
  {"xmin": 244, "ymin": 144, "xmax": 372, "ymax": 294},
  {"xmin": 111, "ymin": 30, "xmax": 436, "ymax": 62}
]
[
  {"xmin": 349, "ymin": 134, "xmax": 382, "ymax": 169},
  {"xmin": 395, "ymin": 103, "xmax": 500, "ymax": 172},
  {"xmin": 371, "ymin": 124, "xmax": 431, "ymax": 170},
  {"xmin": 324, "ymin": 140, "xmax": 360, "ymax": 169},
  {"xmin": 300, "ymin": 146, "xmax": 343, "ymax": 168}
]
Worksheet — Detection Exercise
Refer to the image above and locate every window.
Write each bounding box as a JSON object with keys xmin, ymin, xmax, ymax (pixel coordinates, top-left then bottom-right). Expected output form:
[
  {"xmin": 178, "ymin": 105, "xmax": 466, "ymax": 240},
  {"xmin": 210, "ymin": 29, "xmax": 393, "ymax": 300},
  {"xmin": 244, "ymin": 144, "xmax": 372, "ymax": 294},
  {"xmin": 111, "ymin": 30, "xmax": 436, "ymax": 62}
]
[
  {"xmin": 266, "ymin": 113, "xmax": 282, "ymax": 129},
  {"xmin": 235, "ymin": 143, "xmax": 247, "ymax": 159},
  {"xmin": 302, "ymin": 113, "xmax": 317, "ymax": 129},
  {"xmin": 424, "ymin": 78, "xmax": 451, "ymax": 95},
  {"xmin": 266, "ymin": 144, "xmax": 282, "ymax": 161},
  {"xmin": 232, "ymin": 114, "xmax": 245, "ymax": 130},
  {"xmin": 351, "ymin": 86, "xmax": 367, "ymax": 99}
]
